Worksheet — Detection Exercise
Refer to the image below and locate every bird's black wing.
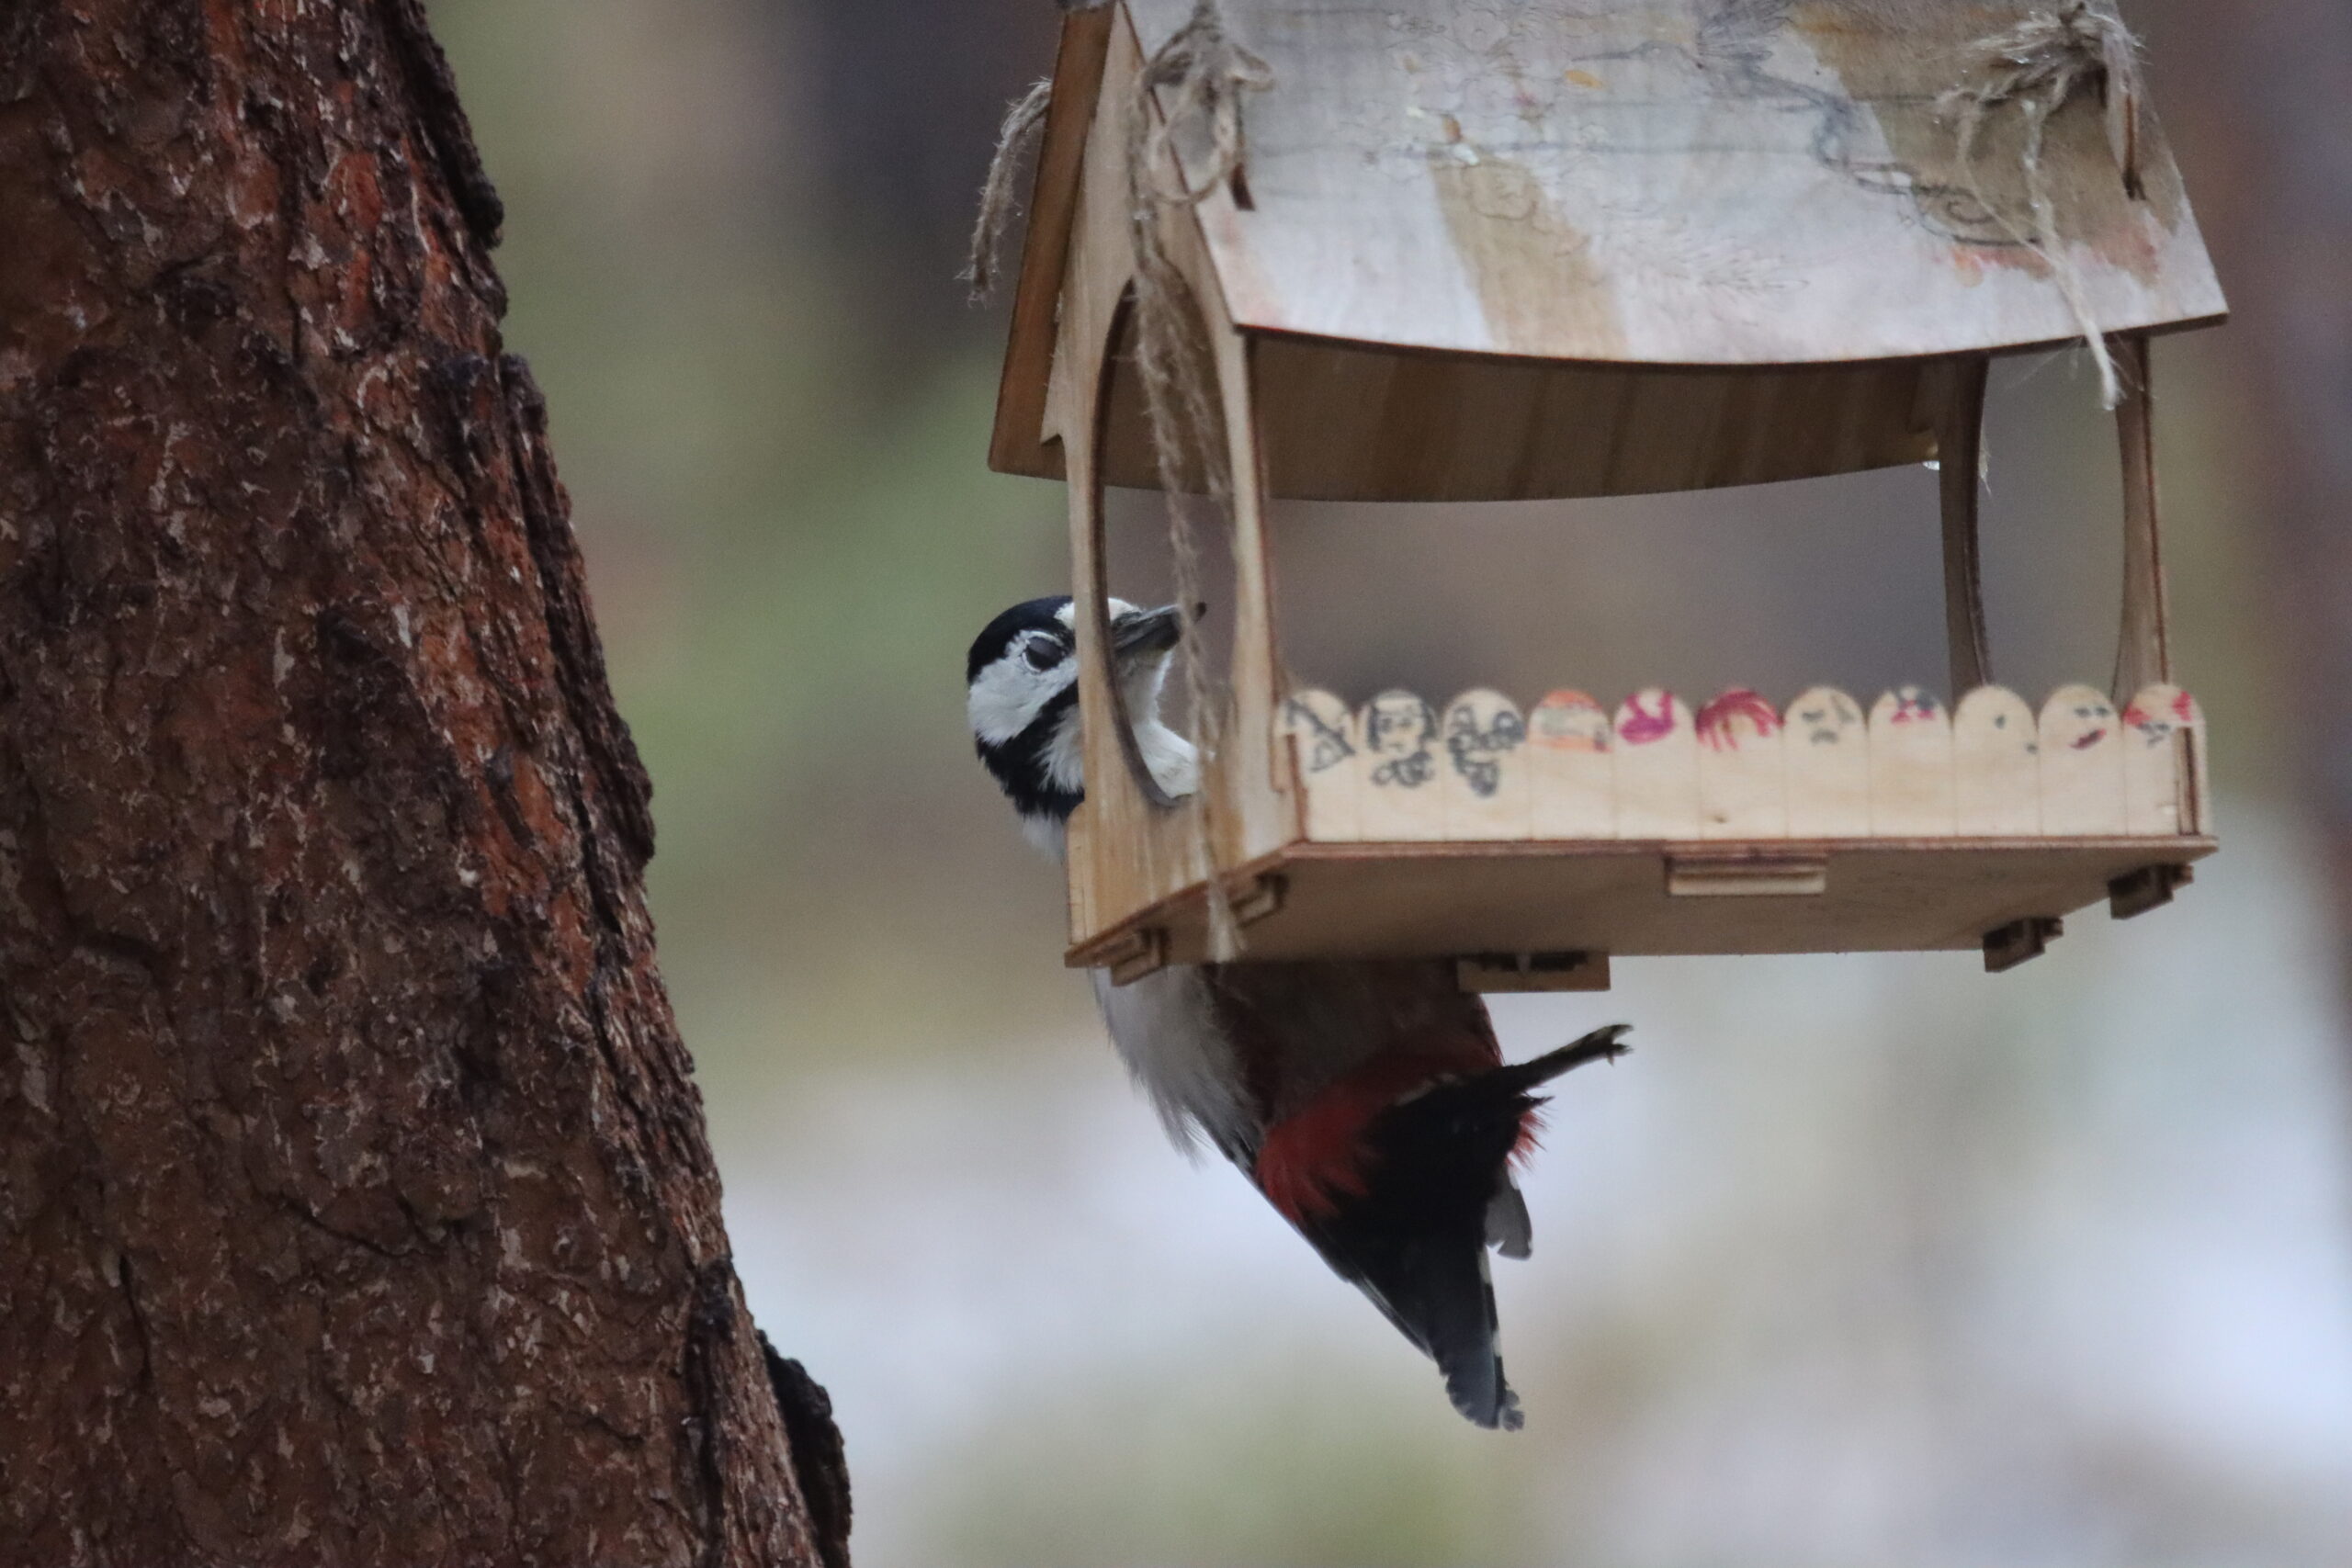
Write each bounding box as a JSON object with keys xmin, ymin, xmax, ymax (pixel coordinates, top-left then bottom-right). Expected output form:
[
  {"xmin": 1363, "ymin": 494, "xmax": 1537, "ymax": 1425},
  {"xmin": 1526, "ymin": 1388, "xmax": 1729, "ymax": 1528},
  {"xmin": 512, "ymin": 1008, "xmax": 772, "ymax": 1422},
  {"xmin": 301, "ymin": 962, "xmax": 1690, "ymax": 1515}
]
[{"xmin": 1294, "ymin": 1025, "xmax": 1632, "ymax": 1430}]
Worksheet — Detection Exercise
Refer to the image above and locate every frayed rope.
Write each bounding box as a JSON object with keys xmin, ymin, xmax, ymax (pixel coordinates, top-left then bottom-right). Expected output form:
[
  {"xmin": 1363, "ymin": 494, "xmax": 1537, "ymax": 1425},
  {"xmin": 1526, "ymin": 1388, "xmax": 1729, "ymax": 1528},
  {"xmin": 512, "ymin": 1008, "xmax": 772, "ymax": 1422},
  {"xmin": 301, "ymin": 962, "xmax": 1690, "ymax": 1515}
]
[
  {"xmin": 1125, "ymin": 1, "xmax": 1272, "ymax": 962},
  {"xmin": 964, "ymin": 77, "xmax": 1054, "ymax": 302},
  {"xmin": 1940, "ymin": 1, "xmax": 2147, "ymax": 408}
]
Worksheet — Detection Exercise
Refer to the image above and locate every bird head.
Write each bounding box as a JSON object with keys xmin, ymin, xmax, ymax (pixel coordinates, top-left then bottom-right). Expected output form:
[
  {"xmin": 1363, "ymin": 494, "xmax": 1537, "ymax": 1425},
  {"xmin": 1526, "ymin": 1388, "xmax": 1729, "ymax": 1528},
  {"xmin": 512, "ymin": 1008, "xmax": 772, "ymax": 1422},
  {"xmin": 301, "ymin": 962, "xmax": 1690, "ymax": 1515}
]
[{"xmin": 967, "ymin": 595, "xmax": 1190, "ymax": 852}]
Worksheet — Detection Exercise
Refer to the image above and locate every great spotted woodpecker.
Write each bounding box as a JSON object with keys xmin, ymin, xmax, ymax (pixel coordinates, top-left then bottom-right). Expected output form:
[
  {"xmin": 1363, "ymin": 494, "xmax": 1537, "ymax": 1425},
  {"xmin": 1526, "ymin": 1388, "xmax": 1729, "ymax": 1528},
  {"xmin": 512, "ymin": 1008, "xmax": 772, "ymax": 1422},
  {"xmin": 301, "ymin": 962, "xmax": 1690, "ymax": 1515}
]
[{"xmin": 967, "ymin": 595, "xmax": 1630, "ymax": 1428}]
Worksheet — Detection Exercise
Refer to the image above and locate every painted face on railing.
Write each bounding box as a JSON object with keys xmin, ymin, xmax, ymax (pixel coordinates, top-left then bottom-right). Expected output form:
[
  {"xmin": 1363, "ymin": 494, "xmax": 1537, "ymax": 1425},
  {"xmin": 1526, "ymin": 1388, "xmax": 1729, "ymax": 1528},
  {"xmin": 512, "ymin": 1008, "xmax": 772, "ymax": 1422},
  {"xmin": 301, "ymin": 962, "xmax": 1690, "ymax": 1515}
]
[{"xmin": 1531, "ymin": 690, "xmax": 1611, "ymax": 754}]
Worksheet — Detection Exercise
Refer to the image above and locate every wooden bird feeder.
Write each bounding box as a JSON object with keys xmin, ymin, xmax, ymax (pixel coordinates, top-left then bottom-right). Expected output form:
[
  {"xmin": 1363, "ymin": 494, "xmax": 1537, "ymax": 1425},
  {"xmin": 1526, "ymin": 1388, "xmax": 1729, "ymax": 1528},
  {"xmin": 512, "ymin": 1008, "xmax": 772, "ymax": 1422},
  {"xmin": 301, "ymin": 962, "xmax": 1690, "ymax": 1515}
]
[{"xmin": 989, "ymin": 0, "xmax": 2225, "ymax": 987}]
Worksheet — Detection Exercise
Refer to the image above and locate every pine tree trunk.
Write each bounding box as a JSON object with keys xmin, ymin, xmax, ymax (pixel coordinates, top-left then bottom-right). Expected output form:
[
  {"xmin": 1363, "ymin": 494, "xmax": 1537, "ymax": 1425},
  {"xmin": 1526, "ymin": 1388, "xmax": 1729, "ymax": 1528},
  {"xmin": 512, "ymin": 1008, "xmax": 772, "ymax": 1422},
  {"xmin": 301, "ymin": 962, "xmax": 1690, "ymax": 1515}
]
[{"xmin": 0, "ymin": 4, "xmax": 845, "ymax": 1563}]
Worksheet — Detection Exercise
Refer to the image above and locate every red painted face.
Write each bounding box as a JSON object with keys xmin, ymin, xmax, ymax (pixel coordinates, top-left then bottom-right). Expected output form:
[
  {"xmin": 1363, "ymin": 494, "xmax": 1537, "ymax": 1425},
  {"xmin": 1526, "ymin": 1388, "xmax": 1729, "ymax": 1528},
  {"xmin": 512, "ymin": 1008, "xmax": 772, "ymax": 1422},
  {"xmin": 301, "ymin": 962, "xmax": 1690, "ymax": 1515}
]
[{"xmin": 1697, "ymin": 689, "xmax": 1780, "ymax": 750}]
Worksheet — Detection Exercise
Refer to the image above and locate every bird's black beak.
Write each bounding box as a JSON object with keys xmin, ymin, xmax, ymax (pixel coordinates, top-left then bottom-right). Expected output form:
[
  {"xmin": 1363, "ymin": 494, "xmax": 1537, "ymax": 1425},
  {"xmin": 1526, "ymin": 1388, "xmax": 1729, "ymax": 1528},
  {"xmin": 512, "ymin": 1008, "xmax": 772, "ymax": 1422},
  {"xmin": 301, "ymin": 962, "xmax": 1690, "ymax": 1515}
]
[{"xmin": 1110, "ymin": 604, "xmax": 1185, "ymax": 663}]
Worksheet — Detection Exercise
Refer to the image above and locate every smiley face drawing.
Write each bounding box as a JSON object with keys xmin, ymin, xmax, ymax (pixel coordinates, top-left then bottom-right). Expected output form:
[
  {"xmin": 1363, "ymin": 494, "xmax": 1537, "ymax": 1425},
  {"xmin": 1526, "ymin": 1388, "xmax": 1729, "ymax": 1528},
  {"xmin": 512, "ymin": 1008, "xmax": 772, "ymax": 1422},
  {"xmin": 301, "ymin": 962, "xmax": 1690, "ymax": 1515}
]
[
  {"xmin": 1364, "ymin": 690, "xmax": 1438, "ymax": 789},
  {"xmin": 2053, "ymin": 693, "xmax": 2117, "ymax": 751},
  {"xmin": 1785, "ymin": 686, "xmax": 1870, "ymax": 836},
  {"xmin": 1789, "ymin": 687, "xmax": 1862, "ymax": 749},
  {"xmin": 1443, "ymin": 691, "xmax": 1527, "ymax": 799}
]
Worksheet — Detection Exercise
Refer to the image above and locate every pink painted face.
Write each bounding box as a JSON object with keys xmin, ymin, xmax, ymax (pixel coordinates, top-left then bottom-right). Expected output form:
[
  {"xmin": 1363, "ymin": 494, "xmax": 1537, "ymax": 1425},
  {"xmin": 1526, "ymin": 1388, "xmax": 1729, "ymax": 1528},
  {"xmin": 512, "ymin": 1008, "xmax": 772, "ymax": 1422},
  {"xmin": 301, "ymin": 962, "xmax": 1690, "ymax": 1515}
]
[
  {"xmin": 1530, "ymin": 691, "xmax": 1610, "ymax": 753},
  {"xmin": 2053, "ymin": 693, "xmax": 2118, "ymax": 751},
  {"xmin": 1697, "ymin": 689, "xmax": 1780, "ymax": 751},
  {"xmin": 1617, "ymin": 687, "xmax": 1681, "ymax": 747}
]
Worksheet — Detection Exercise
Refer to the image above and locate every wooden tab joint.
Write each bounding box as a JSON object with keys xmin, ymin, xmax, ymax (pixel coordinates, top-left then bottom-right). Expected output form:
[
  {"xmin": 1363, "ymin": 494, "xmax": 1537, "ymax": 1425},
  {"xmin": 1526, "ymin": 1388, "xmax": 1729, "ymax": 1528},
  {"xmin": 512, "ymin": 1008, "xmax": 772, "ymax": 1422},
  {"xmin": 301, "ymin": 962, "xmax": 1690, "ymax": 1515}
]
[
  {"xmin": 1456, "ymin": 952, "xmax": 1612, "ymax": 994},
  {"xmin": 1984, "ymin": 916, "xmax": 2064, "ymax": 974},
  {"xmin": 2109, "ymin": 863, "xmax": 2193, "ymax": 921},
  {"xmin": 1667, "ymin": 853, "xmax": 1829, "ymax": 897},
  {"xmin": 1099, "ymin": 927, "xmax": 1168, "ymax": 987},
  {"xmin": 1227, "ymin": 873, "xmax": 1286, "ymax": 931}
]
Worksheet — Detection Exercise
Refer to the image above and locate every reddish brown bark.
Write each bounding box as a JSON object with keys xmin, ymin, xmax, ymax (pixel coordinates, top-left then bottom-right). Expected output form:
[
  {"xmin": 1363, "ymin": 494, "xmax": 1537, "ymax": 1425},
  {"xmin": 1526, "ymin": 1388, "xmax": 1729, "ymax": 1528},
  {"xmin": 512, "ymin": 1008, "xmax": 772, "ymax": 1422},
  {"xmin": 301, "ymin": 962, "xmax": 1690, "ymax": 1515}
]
[{"xmin": 0, "ymin": 4, "xmax": 843, "ymax": 1564}]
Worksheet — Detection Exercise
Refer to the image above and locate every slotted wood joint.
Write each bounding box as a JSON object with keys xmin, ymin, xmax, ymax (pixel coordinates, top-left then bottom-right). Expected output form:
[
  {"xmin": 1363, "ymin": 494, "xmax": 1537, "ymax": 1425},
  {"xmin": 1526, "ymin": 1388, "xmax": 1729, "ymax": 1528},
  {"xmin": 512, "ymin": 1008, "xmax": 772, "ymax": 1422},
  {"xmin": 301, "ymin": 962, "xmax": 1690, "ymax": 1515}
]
[
  {"xmin": 1228, "ymin": 873, "xmax": 1286, "ymax": 930},
  {"xmin": 1984, "ymin": 916, "xmax": 2064, "ymax": 974},
  {"xmin": 1102, "ymin": 927, "xmax": 1168, "ymax": 987},
  {"xmin": 2109, "ymin": 863, "xmax": 2194, "ymax": 921},
  {"xmin": 1456, "ymin": 952, "xmax": 1612, "ymax": 994},
  {"xmin": 1667, "ymin": 854, "xmax": 1829, "ymax": 897}
]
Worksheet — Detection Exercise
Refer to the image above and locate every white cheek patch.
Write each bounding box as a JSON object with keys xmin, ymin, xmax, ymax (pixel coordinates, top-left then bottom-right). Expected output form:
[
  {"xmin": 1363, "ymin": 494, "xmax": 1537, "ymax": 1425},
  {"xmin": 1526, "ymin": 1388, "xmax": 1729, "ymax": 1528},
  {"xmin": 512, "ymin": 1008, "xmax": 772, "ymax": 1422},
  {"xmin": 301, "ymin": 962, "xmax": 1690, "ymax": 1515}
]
[
  {"xmin": 967, "ymin": 652, "xmax": 1076, "ymax": 747},
  {"xmin": 1042, "ymin": 703, "xmax": 1086, "ymax": 794}
]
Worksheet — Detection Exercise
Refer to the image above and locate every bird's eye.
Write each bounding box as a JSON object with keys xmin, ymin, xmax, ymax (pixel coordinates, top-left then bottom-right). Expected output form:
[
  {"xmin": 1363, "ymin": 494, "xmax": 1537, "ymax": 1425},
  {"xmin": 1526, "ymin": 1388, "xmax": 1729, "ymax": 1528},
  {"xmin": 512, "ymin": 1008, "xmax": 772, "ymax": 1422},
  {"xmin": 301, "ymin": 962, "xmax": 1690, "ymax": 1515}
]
[{"xmin": 1024, "ymin": 637, "xmax": 1066, "ymax": 671}]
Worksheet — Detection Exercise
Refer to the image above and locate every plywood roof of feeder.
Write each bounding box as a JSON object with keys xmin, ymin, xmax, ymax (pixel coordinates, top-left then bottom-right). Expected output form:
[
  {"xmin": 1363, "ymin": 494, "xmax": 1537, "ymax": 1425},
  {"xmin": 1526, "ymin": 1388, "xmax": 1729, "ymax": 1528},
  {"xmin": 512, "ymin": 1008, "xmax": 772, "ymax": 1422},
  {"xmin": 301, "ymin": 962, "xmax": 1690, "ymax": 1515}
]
[{"xmin": 992, "ymin": 0, "xmax": 2225, "ymax": 484}]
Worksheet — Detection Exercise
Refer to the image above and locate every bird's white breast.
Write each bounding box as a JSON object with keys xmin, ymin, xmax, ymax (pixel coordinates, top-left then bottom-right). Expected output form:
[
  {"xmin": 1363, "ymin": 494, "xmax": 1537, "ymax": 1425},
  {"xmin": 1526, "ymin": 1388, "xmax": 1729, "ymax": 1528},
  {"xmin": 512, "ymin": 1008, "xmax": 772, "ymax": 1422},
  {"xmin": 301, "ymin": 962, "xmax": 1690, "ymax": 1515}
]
[{"xmin": 1091, "ymin": 964, "xmax": 1251, "ymax": 1161}]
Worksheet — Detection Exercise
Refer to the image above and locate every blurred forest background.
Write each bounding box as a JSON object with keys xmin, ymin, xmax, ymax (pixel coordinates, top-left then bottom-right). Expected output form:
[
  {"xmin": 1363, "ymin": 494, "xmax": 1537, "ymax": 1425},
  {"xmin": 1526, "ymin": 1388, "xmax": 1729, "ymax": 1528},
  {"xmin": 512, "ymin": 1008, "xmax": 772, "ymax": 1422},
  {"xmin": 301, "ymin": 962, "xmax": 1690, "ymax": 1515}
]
[{"xmin": 429, "ymin": 2, "xmax": 2352, "ymax": 1563}]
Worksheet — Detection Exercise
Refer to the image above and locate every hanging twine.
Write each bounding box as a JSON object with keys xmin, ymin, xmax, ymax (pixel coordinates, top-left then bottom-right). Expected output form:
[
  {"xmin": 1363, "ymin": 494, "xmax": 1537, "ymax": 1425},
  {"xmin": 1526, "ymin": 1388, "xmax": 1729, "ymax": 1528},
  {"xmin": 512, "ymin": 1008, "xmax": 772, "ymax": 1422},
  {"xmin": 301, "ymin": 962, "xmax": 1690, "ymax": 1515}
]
[
  {"xmin": 963, "ymin": 77, "xmax": 1054, "ymax": 302},
  {"xmin": 1125, "ymin": 1, "xmax": 1272, "ymax": 962},
  {"xmin": 1940, "ymin": 1, "xmax": 2147, "ymax": 408}
]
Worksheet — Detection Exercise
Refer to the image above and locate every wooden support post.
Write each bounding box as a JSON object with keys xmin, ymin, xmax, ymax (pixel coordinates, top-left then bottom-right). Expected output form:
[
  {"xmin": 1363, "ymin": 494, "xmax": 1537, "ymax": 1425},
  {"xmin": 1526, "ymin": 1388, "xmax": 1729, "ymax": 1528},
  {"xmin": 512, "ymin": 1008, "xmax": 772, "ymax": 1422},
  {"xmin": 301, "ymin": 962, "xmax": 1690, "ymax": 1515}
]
[
  {"xmin": 2113, "ymin": 334, "xmax": 2173, "ymax": 700},
  {"xmin": 1939, "ymin": 355, "xmax": 1994, "ymax": 697}
]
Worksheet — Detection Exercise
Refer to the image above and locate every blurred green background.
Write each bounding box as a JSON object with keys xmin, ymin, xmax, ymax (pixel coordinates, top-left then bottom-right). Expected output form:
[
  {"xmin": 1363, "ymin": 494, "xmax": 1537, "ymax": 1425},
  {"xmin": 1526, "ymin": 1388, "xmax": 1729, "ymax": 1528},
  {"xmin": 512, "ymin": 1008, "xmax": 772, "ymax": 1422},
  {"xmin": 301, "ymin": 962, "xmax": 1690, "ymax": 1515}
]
[{"xmin": 434, "ymin": 2, "xmax": 2352, "ymax": 1562}]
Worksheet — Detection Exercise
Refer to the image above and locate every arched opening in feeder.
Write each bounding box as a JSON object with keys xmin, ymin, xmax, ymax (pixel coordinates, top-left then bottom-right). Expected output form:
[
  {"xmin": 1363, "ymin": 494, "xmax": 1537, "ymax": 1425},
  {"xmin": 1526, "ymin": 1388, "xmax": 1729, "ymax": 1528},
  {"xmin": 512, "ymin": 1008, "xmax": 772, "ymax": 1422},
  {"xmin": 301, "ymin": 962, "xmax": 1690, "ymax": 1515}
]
[
  {"xmin": 995, "ymin": 0, "xmax": 2225, "ymax": 987},
  {"xmin": 1091, "ymin": 285, "xmax": 1245, "ymax": 810}
]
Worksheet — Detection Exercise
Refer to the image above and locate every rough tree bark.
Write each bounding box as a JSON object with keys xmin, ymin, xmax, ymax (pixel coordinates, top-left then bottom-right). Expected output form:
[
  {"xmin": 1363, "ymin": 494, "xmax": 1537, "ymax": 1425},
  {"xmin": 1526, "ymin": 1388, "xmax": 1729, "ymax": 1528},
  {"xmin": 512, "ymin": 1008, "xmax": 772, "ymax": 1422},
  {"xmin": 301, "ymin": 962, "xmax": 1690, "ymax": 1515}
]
[{"xmin": 0, "ymin": 4, "xmax": 847, "ymax": 1564}]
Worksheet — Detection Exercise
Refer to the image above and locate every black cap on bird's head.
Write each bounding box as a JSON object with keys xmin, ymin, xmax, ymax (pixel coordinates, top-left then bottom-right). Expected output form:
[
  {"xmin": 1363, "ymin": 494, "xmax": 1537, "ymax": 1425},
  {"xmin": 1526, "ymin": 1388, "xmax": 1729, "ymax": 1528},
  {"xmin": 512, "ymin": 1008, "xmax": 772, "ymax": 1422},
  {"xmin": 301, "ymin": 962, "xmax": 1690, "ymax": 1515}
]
[{"xmin": 967, "ymin": 596, "xmax": 1187, "ymax": 842}]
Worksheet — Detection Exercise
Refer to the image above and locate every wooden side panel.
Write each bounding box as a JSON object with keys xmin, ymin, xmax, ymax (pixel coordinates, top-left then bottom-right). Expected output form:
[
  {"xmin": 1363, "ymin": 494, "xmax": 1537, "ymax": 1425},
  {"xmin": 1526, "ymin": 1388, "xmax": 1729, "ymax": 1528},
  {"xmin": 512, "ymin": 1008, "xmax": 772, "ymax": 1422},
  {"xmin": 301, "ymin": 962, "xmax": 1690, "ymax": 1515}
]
[
  {"xmin": 2040, "ymin": 683, "xmax": 2130, "ymax": 835},
  {"xmin": 2120, "ymin": 683, "xmax": 2199, "ymax": 837},
  {"xmin": 1053, "ymin": 17, "xmax": 1204, "ymax": 954},
  {"xmin": 1050, "ymin": 12, "xmax": 1297, "ymax": 957},
  {"xmin": 1528, "ymin": 690, "xmax": 1616, "ymax": 840},
  {"xmin": 1696, "ymin": 689, "xmax": 1788, "ymax": 839},
  {"xmin": 1440, "ymin": 689, "xmax": 1532, "ymax": 840},
  {"xmin": 1952, "ymin": 686, "xmax": 2041, "ymax": 835},
  {"xmin": 1357, "ymin": 690, "xmax": 1445, "ymax": 840},
  {"xmin": 1783, "ymin": 686, "xmax": 1871, "ymax": 838},
  {"xmin": 1613, "ymin": 689, "xmax": 1701, "ymax": 839},
  {"xmin": 1870, "ymin": 687, "xmax": 1956, "ymax": 836},
  {"xmin": 1281, "ymin": 689, "xmax": 1361, "ymax": 841}
]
